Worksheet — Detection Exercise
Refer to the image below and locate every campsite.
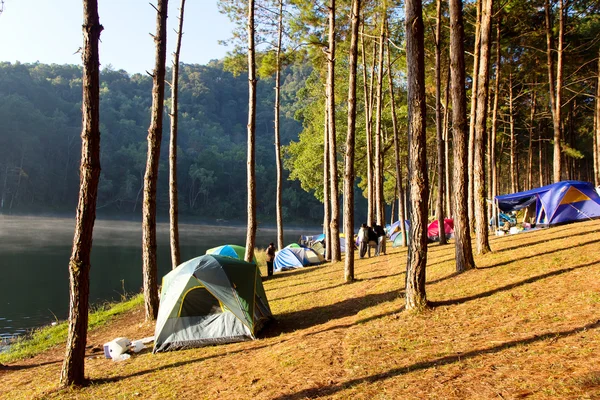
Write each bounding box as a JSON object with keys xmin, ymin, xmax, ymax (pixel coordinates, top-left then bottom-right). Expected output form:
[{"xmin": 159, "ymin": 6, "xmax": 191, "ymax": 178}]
[{"xmin": 1, "ymin": 219, "xmax": 599, "ymax": 399}]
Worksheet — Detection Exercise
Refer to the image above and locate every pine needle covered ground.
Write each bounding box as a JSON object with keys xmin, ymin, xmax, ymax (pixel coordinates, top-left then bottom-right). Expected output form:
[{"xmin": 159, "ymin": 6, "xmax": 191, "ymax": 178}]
[{"xmin": 1, "ymin": 220, "xmax": 599, "ymax": 399}]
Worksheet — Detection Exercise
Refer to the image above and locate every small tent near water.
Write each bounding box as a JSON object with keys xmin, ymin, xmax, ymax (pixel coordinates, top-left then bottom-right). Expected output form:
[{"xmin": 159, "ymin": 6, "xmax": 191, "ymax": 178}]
[
  {"xmin": 154, "ymin": 254, "xmax": 272, "ymax": 352},
  {"xmin": 274, "ymin": 247, "xmax": 324, "ymax": 272},
  {"xmin": 206, "ymin": 244, "xmax": 257, "ymax": 264},
  {"xmin": 494, "ymin": 181, "xmax": 600, "ymax": 226}
]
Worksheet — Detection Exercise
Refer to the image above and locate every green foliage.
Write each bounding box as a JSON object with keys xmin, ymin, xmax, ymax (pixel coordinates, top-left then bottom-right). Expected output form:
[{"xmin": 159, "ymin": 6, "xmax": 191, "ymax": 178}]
[
  {"xmin": 0, "ymin": 61, "xmax": 320, "ymax": 224},
  {"xmin": 0, "ymin": 295, "xmax": 144, "ymax": 364}
]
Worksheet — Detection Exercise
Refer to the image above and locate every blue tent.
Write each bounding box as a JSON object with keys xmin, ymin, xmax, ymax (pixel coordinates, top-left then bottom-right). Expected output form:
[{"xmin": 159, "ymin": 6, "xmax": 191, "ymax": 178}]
[
  {"xmin": 274, "ymin": 247, "xmax": 324, "ymax": 272},
  {"xmin": 495, "ymin": 181, "xmax": 600, "ymax": 226},
  {"xmin": 387, "ymin": 220, "xmax": 410, "ymax": 243},
  {"xmin": 206, "ymin": 244, "xmax": 257, "ymax": 264}
]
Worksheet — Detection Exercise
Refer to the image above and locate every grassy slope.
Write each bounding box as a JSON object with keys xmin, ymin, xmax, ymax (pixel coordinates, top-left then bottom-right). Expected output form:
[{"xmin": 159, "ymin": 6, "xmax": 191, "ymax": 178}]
[{"xmin": 1, "ymin": 220, "xmax": 599, "ymax": 399}]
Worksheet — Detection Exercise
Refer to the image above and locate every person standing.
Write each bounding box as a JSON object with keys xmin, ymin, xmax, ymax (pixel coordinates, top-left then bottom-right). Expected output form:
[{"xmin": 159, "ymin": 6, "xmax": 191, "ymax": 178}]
[
  {"xmin": 266, "ymin": 243, "xmax": 276, "ymax": 277},
  {"xmin": 358, "ymin": 223, "xmax": 369, "ymax": 259},
  {"xmin": 374, "ymin": 224, "xmax": 386, "ymax": 256}
]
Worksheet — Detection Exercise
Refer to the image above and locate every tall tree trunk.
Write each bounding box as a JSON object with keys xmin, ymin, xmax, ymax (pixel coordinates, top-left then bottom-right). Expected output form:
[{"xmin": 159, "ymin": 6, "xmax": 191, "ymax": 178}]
[
  {"xmin": 245, "ymin": 0, "xmax": 258, "ymax": 263},
  {"xmin": 386, "ymin": 37, "xmax": 407, "ymax": 247},
  {"xmin": 490, "ymin": 18, "xmax": 501, "ymax": 229},
  {"xmin": 539, "ymin": 121, "xmax": 544, "ymax": 187},
  {"xmin": 473, "ymin": 0, "xmax": 492, "ymax": 254},
  {"xmin": 361, "ymin": 28, "xmax": 376, "ymax": 226},
  {"xmin": 595, "ymin": 49, "xmax": 600, "ymax": 186},
  {"xmin": 344, "ymin": 0, "xmax": 360, "ymax": 282},
  {"xmin": 450, "ymin": 0, "xmax": 476, "ymax": 273},
  {"xmin": 545, "ymin": 0, "xmax": 564, "ymax": 183},
  {"xmin": 509, "ymin": 70, "xmax": 517, "ymax": 193},
  {"xmin": 405, "ymin": 0, "xmax": 428, "ymax": 311},
  {"xmin": 527, "ymin": 82, "xmax": 537, "ymax": 190},
  {"xmin": 142, "ymin": 0, "xmax": 168, "ymax": 321},
  {"xmin": 443, "ymin": 66, "xmax": 452, "ymax": 218},
  {"xmin": 435, "ymin": 0, "xmax": 446, "ymax": 244},
  {"xmin": 468, "ymin": 0, "xmax": 482, "ymax": 231},
  {"xmin": 327, "ymin": 0, "xmax": 341, "ymax": 262},
  {"xmin": 168, "ymin": 0, "xmax": 186, "ymax": 269},
  {"xmin": 374, "ymin": 4, "xmax": 386, "ymax": 226},
  {"xmin": 59, "ymin": 0, "xmax": 102, "ymax": 386},
  {"xmin": 323, "ymin": 98, "xmax": 331, "ymax": 261},
  {"xmin": 274, "ymin": 0, "xmax": 284, "ymax": 250}
]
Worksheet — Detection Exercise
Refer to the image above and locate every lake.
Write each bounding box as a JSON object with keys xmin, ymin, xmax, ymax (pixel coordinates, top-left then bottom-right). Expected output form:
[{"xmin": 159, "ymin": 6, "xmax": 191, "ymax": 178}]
[{"xmin": 0, "ymin": 215, "xmax": 316, "ymax": 339}]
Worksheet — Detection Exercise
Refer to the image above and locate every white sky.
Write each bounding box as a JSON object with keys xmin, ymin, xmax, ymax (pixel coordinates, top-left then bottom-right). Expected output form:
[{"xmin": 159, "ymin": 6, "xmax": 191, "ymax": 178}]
[{"xmin": 0, "ymin": 0, "xmax": 237, "ymax": 74}]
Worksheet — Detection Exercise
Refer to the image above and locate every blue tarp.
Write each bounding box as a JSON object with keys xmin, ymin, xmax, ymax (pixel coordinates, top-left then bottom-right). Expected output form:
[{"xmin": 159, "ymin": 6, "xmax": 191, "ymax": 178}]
[{"xmin": 495, "ymin": 180, "xmax": 600, "ymax": 226}]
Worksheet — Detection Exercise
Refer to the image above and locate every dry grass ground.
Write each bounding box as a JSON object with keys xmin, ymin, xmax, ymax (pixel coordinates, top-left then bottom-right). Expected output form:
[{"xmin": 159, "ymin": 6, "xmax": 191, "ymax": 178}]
[{"xmin": 1, "ymin": 220, "xmax": 599, "ymax": 399}]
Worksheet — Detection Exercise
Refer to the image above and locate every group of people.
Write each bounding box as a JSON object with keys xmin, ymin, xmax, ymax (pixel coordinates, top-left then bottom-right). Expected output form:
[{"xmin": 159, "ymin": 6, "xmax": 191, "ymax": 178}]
[{"xmin": 357, "ymin": 223, "xmax": 386, "ymax": 259}]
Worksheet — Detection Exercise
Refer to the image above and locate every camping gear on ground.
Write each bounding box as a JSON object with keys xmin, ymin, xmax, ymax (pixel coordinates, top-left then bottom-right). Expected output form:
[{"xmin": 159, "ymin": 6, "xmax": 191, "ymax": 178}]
[
  {"xmin": 205, "ymin": 244, "xmax": 257, "ymax": 264},
  {"xmin": 310, "ymin": 241, "xmax": 325, "ymax": 256},
  {"xmin": 495, "ymin": 181, "xmax": 600, "ymax": 227},
  {"xmin": 274, "ymin": 247, "xmax": 324, "ymax": 272},
  {"xmin": 153, "ymin": 254, "xmax": 272, "ymax": 353},
  {"xmin": 427, "ymin": 218, "xmax": 454, "ymax": 241},
  {"xmin": 103, "ymin": 337, "xmax": 131, "ymax": 359}
]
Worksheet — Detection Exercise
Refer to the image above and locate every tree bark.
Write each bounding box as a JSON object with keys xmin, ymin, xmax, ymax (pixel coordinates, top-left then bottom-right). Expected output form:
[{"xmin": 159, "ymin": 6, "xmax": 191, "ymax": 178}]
[
  {"xmin": 595, "ymin": 49, "xmax": 600, "ymax": 186},
  {"xmin": 361, "ymin": 28, "xmax": 376, "ymax": 227},
  {"xmin": 527, "ymin": 81, "xmax": 537, "ymax": 190},
  {"xmin": 443, "ymin": 66, "xmax": 452, "ymax": 219},
  {"xmin": 327, "ymin": 0, "xmax": 341, "ymax": 262},
  {"xmin": 435, "ymin": 0, "xmax": 446, "ymax": 245},
  {"xmin": 274, "ymin": 0, "xmax": 284, "ymax": 250},
  {"xmin": 450, "ymin": 0, "xmax": 476, "ymax": 273},
  {"xmin": 374, "ymin": 4, "xmax": 386, "ymax": 226},
  {"xmin": 405, "ymin": 0, "xmax": 428, "ymax": 311},
  {"xmin": 323, "ymin": 96, "xmax": 331, "ymax": 261},
  {"xmin": 386, "ymin": 36, "xmax": 406, "ymax": 247},
  {"xmin": 245, "ymin": 0, "xmax": 258, "ymax": 263},
  {"xmin": 473, "ymin": 0, "xmax": 492, "ymax": 255},
  {"xmin": 545, "ymin": 0, "xmax": 564, "ymax": 183},
  {"xmin": 344, "ymin": 0, "xmax": 361, "ymax": 282},
  {"xmin": 509, "ymin": 70, "xmax": 517, "ymax": 193},
  {"xmin": 60, "ymin": 0, "xmax": 102, "ymax": 387},
  {"xmin": 539, "ymin": 121, "xmax": 544, "ymax": 187},
  {"xmin": 490, "ymin": 18, "xmax": 501, "ymax": 229},
  {"xmin": 468, "ymin": 0, "xmax": 482, "ymax": 231},
  {"xmin": 142, "ymin": 0, "xmax": 168, "ymax": 321},
  {"xmin": 168, "ymin": 0, "xmax": 186, "ymax": 269}
]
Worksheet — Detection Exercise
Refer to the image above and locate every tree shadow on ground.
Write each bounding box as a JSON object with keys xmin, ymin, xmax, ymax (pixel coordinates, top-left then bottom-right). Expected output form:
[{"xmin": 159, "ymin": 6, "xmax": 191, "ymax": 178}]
[
  {"xmin": 1, "ymin": 359, "xmax": 61, "ymax": 371},
  {"xmin": 273, "ymin": 319, "xmax": 600, "ymax": 400},
  {"xmin": 491, "ymin": 227, "xmax": 600, "ymax": 254},
  {"xmin": 479, "ymin": 238, "xmax": 598, "ymax": 270},
  {"xmin": 429, "ymin": 260, "xmax": 598, "ymax": 307},
  {"xmin": 269, "ymin": 270, "xmax": 404, "ymax": 302},
  {"xmin": 263, "ymin": 290, "xmax": 402, "ymax": 337},
  {"xmin": 88, "ymin": 337, "xmax": 291, "ymax": 386}
]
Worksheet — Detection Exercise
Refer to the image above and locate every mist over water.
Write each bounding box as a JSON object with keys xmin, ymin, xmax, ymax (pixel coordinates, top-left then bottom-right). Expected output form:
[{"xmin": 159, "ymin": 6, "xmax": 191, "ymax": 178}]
[{"xmin": 0, "ymin": 215, "xmax": 316, "ymax": 339}]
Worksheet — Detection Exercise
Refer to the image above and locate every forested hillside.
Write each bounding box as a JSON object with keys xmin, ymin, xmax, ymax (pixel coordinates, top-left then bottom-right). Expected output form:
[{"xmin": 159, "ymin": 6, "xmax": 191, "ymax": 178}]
[{"xmin": 0, "ymin": 61, "xmax": 323, "ymax": 223}]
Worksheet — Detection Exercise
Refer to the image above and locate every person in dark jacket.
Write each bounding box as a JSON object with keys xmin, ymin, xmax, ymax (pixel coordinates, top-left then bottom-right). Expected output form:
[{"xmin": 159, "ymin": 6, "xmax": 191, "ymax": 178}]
[
  {"xmin": 266, "ymin": 243, "xmax": 276, "ymax": 276},
  {"xmin": 373, "ymin": 224, "xmax": 386, "ymax": 256}
]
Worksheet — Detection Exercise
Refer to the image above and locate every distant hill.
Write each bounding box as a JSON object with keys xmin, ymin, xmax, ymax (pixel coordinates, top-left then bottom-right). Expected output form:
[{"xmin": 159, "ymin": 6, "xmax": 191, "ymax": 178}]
[{"xmin": 0, "ymin": 61, "xmax": 324, "ymax": 223}]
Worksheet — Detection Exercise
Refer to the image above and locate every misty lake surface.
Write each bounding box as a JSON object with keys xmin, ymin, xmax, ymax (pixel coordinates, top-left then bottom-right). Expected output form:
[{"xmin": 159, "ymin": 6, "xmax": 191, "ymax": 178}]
[{"xmin": 0, "ymin": 215, "xmax": 315, "ymax": 339}]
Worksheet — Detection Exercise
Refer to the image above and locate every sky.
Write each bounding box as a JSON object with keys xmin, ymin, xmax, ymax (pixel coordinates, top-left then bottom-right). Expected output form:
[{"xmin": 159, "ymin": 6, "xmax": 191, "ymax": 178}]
[{"xmin": 0, "ymin": 0, "xmax": 237, "ymax": 74}]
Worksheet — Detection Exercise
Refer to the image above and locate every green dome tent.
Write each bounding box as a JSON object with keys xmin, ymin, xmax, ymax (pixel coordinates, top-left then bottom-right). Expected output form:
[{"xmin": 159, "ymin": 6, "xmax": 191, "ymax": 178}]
[
  {"xmin": 153, "ymin": 255, "xmax": 273, "ymax": 353},
  {"xmin": 206, "ymin": 244, "xmax": 257, "ymax": 264}
]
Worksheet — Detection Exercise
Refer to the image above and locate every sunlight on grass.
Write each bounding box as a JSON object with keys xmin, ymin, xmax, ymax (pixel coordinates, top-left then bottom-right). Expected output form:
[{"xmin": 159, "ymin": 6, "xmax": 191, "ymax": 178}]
[
  {"xmin": 2, "ymin": 221, "xmax": 600, "ymax": 399},
  {"xmin": 0, "ymin": 294, "xmax": 143, "ymax": 364}
]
